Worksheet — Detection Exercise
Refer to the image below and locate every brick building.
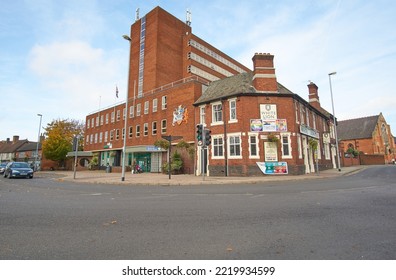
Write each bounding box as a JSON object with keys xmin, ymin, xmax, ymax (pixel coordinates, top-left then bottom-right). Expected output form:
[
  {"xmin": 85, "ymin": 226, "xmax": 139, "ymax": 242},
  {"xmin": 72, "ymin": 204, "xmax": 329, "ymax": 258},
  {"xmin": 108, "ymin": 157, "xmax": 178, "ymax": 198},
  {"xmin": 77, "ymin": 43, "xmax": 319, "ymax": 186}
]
[
  {"xmin": 337, "ymin": 114, "xmax": 396, "ymax": 165},
  {"xmin": 84, "ymin": 6, "xmax": 337, "ymax": 175},
  {"xmin": 84, "ymin": 6, "xmax": 249, "ymax": 173}
]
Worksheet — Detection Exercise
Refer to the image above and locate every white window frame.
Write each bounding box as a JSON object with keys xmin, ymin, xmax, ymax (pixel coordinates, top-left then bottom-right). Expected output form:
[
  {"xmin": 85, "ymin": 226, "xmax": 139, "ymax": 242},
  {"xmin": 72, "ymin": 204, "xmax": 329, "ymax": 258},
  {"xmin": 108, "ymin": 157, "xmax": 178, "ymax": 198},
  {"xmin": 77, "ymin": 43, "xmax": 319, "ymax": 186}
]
[
  {"xmin": 229, "ymin": 98, "xmax": 237, "ymax": 123},
  {"xmin": 99, "ymin": 132, "xmax": 103, "ymax": 143},
  {"xmin": 152, "ymin": 121, "xmax": 157, "ymax": 135},
  {"xmin": 248, "ymin": 133, "xmax": 259, "ymax": 159},
  {"xmin": 144, "ymin": 101, "xmax": 149, "ymax": 115},
  {"xmin": 280, "ymin": 132, "xmax": 292, "ymax": 159},
  {"xmin": 106, "ymin": 113, "xmax": 109, "ymax": 124},
  {"xmin": 136, "ymin": 125, "xmax": 140, "ymax": 137},
  {"xmin": 212, "ymin": 135, "xmax": 224, "ymax": 159},
  {"xmin": 143, "ymin": 123, "xmax": 148, "ymax": 136},
  {"xmin": 211, "ymin": 102, "xmax": 223, "ymax": 126},
  {"xmin": 161, "ymin": 119, "xmax": 167, "ymax": 134},
  {"xmin": 297, "ymin": 133, "xmax": 302, "ymax": 159},
  {"xmin": 136, "ymin": 104, "xmax": 141, "ymax": 116},
  {"xmin": 128, "ymin": 126, "xmax": 133, "ymax": 138},
  {"xmin": 116, "ymin": 110, "xmax": 120, "ymax": 121},
  {"xmin": 228, "ymin": 133, "xmax": 242, "ymax": 159},
  {"xmin": 104, "ymin": 131, "xmax": 108, "ymax": 143},
  {"xmin": 129, "ymin": 105, "xmax": 134, "ymax": 118},
  {"xmin": 152, "ymin": 98, "xmax": 158, "ymax": 113},
  {"xmin": 161, "ymin": 96, "xmax": 167, "ymax": 110},
  {"xmin": 199, "ymin": 106, "xmax": 206, "ymax": 125}
]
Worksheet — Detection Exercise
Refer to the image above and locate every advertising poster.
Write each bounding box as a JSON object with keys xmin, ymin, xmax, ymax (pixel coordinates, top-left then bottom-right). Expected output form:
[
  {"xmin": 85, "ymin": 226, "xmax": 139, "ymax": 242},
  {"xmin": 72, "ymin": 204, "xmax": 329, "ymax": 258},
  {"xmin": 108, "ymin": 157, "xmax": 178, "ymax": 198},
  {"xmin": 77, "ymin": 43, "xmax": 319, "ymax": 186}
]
[
  {"xmin": 257, "ymin": 162, "xmax": 288, "ymax": 175},
  {"xmin": 250, "ymin": 119, "xmax": 263, "ymax": 132},
  {"xmin": 264, "ymin": 142, "xmax": 278, "ymax": 161}
]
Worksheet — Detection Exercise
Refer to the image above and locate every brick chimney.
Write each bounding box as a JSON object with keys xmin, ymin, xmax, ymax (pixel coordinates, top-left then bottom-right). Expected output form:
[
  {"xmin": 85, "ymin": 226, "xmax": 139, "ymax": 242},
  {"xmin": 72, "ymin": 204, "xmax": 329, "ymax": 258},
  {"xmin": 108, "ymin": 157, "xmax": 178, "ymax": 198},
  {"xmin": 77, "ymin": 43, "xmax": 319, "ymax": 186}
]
[
  {"xmin": 12, "ymin": 135, "xmax": 19, "ymax": 143},
  {"xmin": 307, "ymin": 82, "xmax": 320, "ymax": 110},
  {"xmin": 252, "ymin": 53, "xmax": 278, "ymax": 93}
]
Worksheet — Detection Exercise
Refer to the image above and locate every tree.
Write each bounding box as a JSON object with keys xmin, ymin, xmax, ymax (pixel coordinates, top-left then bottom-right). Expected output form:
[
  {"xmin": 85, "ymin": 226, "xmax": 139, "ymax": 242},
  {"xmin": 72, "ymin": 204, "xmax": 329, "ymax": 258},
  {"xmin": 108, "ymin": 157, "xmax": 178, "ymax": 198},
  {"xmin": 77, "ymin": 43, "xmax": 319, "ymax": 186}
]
[{"xmin": 42, "ymin": 118, "xmax": 85, "ymax": 166}]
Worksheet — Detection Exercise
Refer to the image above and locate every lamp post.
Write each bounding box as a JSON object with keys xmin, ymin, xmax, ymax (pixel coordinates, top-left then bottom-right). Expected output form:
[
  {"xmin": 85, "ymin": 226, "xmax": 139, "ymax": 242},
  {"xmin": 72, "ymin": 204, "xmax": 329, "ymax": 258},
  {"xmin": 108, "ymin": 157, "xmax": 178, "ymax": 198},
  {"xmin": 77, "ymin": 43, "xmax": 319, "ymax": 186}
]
[
  {"xmin": 328, "ymin": 72, "xmax": 341, "ymax": 171},
  {"xmin": 35, "ymin": 114, "xmax": 42, "ymax": 171},
  {"xmin": 121, "ymin": 34, "xmax": 132, "ymax": 181}
]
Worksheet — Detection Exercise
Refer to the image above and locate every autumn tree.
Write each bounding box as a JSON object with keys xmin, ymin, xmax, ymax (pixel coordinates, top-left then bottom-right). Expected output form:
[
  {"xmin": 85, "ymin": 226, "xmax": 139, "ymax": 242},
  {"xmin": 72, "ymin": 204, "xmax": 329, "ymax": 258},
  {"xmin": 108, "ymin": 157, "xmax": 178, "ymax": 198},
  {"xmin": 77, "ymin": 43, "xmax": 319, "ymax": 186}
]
[{"xmin": 42, "ymin": 118, "xmax": 85, "ymax": 166}]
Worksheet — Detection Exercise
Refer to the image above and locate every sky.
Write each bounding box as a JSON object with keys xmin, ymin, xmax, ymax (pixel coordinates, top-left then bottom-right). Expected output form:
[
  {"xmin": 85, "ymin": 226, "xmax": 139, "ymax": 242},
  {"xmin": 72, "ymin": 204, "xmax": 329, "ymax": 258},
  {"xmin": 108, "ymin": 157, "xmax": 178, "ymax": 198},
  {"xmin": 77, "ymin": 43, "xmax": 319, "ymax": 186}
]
[{"xmin": 1, "ymin": 0, "xmax": 395, "ymax": 142}]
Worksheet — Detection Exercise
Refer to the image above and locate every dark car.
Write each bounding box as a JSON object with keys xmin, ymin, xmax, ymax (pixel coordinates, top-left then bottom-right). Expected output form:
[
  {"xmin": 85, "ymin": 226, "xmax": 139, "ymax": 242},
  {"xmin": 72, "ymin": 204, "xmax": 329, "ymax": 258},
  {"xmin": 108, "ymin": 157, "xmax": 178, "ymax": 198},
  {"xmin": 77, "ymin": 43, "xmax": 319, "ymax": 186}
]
[
  {"xmin": 3, "ymin": 162, "xmax": 34, "ymax": 179},
  {"xmin": 0, "ymin": 162, "xmax": 7, "ymax": 174}
]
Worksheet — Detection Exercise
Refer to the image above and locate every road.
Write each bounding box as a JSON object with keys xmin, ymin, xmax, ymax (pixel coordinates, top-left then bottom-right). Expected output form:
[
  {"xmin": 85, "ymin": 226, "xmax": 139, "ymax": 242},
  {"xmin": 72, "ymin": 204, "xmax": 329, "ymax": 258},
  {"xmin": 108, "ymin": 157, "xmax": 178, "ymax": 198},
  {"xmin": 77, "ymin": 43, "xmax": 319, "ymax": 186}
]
[{"xmin": 0, "ymin": 166, "xmax": 395, "ymax": 259}]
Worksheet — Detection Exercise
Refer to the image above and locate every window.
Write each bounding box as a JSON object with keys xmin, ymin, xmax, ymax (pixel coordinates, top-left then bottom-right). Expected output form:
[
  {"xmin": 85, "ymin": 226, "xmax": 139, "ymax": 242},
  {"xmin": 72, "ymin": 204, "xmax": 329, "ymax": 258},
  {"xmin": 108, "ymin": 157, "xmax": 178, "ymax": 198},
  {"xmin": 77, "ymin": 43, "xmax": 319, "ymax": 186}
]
[
  {"xmin": 281, "ymin": 133, "xmax": 292, "ymax": 158},
  {"xmin": 136, "ymin": 125, "xmax": 140, "ymax": 137},
  {"xmin": 94, "ymin": 133, "xmax": 98, "ymax": 143},
  {"xmin": 87, "ymin": 120, "xmax": 90, "ymax": 129},
  {"xmin": 128, "ymin": 126, "xmax": 133, "ymax": 138},
  {"xmin": 123, "ymin": 108, "xmax": 126, "ymax": 120},
  {"xmin": 99, "ymin": 132, "xmax": 103, "ymax": 143},
  {"xmin": 152, "ymin": 121, "xmax": 157, "ymax": 135},
  {"xmin": 111, "ymin": 111, "xmax": 115, "ymax": 123},
  {"xmin": 312, "ymin": 112, "xmax": 316, "ymax": 129},
  {"xmin": 136, "ymin": 104, "xmax": 141, "ymax": 116},
  {"xmin": 96, "ymin": 116, "xmax": 99, "ymax": 127},
  {"xmin": 229, "ymin": 99, "xmax": 237, "ymax": 122},
  {"xmin": 90, "ymin": 134, "xmax": 93, "ymax": 144},
  {"xmin": 144, "ymin": 123, "xmax": 148, "ymax": 136},
  {"xmin": 91, "ymin": 118, "xmax": 94, "ymax": 128},
  {"xmin": 100, "ymin": 115, "xmax": 104, "ymax": 125},
  {"xmin": 213, "ymin": 137, "xmax": 224, "ymax": 158},
  {"xmin": 116, "ymin": 110, "xmax": 120, "ymax": 121},
  {"xmin": 129, "ymin": 105, "xmax": 134, "ymax": 118},
  {"xmin": 104, "ymin": 131, "xmax": 108, "ymax": 142},
  {"xmin": 161, "ymin": 119, "xmax": 167, "ymax": 134},
  {"xmin": 306, "ymin": 109, "xmax": 310, "ymax": 127},
  {"xmin": 106, "ymin": 113, "xmax": 109, "ymax": 124},
  {"xmin": 162, "ymin": 96, "xmax": 167, "ymax": 110},
  {"xmin": 229, "ymin": 135, "xmax": 241, "ymax": 158},
  {"xmin": 144, "ymin": 101, "xmax": 149, "ymax": 114},
  {"xmin": 212, "ymin": 103, "xmax": 223, "ymax": 124},
  {"xmin": 300, "ymin": 106, "xmax": 305, "ymax": 125},
  {"xmin": 249, "ymin": 134, "xmax": 259, "ymax": 158},
  {"xmin": 115, "ymin": 129, "xmax": 120, "ymax": 140},
  {"xmin": 110, "ymin": 130, "xmax": 114, "ymax": 141},
  {"xmin": 152, "ymin": 98, "xmax": 158, "ymax": 112},
  {"xmin": 86, "ymin": 135, "xmax": 89, "ymax": 144},
  {"xmin": 200, "ymin": 106, "xmax": 205, "ymax": 125},
  {"xmin": 122, "ymin": 128, "xmax": 125, "ymax": 139}
]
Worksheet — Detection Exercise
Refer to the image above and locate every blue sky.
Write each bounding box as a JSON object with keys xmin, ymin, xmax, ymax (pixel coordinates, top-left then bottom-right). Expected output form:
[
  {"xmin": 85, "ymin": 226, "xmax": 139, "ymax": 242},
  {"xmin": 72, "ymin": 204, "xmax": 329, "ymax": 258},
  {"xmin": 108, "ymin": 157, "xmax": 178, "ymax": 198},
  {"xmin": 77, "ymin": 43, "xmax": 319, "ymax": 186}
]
[{"xmin": 1, "ymin": 0, "xmax": 395, "ymax": 141}]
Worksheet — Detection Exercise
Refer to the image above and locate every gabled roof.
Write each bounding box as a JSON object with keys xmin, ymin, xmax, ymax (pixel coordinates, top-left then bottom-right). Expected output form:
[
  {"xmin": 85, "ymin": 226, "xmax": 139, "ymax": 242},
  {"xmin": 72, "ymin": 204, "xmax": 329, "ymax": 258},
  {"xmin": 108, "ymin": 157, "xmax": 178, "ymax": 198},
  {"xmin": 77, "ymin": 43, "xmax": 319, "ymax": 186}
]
[
  {"xmin": 337, "ymin": 115, "xmax": 379, "ymax": 140},
  {"xmin": 194, "ymin": 72, "xmax": 293, "ymax": 105},
  {"xmin": 17, "ymin": 142, "xmax": 41, "ymax": 152},
  {"xmin": 0, "ymin": 139, "xmax": 29, "ymax": 153}
]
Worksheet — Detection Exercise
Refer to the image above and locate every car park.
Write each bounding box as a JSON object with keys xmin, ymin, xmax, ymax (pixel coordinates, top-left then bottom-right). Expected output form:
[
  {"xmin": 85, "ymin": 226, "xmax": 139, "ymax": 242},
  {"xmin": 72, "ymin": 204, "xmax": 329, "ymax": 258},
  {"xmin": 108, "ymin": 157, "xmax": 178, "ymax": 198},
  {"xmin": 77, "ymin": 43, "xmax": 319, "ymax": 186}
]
[
  {"xmin": 0, "ymin": 162, "xmax": 7, "ymax": 174},
  {"xmin": 3, "ymin": 162, "xmax": 34, "ymax": 179}
]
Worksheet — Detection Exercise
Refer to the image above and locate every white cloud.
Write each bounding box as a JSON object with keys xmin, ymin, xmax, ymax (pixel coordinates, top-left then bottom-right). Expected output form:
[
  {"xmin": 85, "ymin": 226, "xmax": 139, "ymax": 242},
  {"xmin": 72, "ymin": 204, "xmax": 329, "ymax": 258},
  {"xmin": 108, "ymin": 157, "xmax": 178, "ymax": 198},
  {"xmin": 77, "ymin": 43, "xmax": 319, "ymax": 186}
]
[{"xmin": 28, "ymin": 40, "xmax": 127, "ymax": 121}]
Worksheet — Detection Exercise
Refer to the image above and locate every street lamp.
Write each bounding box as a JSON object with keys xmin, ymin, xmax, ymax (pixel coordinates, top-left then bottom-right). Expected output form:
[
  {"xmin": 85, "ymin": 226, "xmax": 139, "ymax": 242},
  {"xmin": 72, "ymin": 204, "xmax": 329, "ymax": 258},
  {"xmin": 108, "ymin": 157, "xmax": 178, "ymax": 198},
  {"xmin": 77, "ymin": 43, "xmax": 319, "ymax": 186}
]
[
  {"xmin": 328, "ymin": 72, "xmax": 341, "ymax": 171},
  {"xmin": 35, "ymin": 114, "xmax": 43, "ymax": 171},
  {"xmin": 121, "ymin": 34, "xmax": 132, "ymax": 181}
]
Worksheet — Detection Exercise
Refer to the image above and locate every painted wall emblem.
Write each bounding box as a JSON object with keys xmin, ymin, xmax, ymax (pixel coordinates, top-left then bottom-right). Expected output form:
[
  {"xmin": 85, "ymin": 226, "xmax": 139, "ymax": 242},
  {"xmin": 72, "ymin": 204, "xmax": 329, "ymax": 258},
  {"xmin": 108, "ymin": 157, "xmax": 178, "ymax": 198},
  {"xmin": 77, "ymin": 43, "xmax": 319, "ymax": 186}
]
[{"xmin": 172, "ymin": 105, "xmax": 188, "ymax": 126}]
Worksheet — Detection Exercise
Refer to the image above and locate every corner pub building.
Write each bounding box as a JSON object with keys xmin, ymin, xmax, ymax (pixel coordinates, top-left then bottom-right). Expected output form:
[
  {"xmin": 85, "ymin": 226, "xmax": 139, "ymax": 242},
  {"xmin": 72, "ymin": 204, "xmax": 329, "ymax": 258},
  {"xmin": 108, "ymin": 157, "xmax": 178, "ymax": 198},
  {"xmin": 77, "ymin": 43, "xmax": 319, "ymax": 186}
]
[{"xmin": 84, "ymin": 6, "xmax": 337, "ymax": 176}]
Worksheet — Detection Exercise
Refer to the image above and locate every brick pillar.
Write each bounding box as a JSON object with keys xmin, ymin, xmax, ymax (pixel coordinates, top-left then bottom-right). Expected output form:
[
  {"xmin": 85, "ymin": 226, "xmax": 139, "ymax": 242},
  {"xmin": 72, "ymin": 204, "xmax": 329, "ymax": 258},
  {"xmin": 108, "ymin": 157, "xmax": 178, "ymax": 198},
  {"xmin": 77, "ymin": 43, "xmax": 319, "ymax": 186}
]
[{"xmin": 252, "ymin": 53, "xmax": 278, "ymax": 93}]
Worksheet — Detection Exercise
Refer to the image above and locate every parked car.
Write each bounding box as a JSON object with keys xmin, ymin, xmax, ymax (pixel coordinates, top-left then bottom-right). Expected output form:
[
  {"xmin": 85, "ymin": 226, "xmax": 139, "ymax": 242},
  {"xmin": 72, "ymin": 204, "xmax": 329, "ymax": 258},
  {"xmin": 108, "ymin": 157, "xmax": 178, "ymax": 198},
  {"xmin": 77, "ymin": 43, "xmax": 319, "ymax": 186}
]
[
  {"xmin": 0, "ymin": 162, "xmax": 7, "ymax": 174},
  {"xmin": 3, "ymin": 162, "xmax": 34, "ymax": 179}
]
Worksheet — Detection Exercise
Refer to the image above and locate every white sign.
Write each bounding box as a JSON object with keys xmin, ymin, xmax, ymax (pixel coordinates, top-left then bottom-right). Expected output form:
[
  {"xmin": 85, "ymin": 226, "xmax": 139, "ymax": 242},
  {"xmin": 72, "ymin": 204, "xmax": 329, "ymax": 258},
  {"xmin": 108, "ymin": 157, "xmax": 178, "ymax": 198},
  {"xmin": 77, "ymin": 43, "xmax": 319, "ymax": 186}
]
[
  {"xmin": 264, "ymin": 142, "xmax": 278, "ymax": 161},
  {"xmin": 260, "ymin": 104, "xmax": 277, "ymax": 120}
]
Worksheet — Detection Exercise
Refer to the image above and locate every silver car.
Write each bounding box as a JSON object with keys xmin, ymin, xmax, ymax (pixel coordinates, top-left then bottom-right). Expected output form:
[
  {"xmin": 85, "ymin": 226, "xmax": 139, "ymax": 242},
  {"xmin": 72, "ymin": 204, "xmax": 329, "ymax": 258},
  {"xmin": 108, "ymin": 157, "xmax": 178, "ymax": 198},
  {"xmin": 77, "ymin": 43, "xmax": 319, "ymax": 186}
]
[{"xmin": 3, "ymin": 162, "xmax": 34, "ymax": 179}]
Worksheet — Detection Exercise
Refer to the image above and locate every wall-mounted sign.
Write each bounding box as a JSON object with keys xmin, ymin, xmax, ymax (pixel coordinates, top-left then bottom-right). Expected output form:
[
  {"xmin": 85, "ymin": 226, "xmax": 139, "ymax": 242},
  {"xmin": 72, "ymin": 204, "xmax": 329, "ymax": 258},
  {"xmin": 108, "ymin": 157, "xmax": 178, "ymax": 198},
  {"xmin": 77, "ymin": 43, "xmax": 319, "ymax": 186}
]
[
  {"xmin": 264, "ymin": 142, "xmax": 278, "ymax": 162},
  {"xmin": 172, "ymin": 105, "xmax": 188, "ymax": 126},
  {"xmin": 257, "ymin": 162, "xmax": 288, "ymax": 175},
  {"xmin": 250, "ymin": 119, "xmax": 288, "ymax": 132},
  {"xmin": 260, "ymin": 104, "xmax": 277, "ymax": 120},
  {"xmin": 300, "ymin": 124, "xmax": 319, "ymax": 139}
]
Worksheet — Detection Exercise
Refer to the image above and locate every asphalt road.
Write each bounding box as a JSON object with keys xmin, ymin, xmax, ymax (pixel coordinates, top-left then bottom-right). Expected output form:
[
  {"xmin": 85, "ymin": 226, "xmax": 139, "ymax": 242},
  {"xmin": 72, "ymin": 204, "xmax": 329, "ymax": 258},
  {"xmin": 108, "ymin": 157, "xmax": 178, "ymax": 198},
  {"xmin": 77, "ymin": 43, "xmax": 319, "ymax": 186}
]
[{"xmin": 0, "ymin": 166, "xmax": 395, "ymax": 259}]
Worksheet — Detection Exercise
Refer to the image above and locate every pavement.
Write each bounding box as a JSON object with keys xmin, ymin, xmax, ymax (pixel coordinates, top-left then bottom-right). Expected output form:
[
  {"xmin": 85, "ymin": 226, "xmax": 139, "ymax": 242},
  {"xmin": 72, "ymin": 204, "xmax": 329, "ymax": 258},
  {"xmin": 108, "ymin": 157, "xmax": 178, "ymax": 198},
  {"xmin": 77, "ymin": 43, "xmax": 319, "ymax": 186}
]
[{"xmin": 36, "ymin": 165, "xmax": 366, "ymax": 186}]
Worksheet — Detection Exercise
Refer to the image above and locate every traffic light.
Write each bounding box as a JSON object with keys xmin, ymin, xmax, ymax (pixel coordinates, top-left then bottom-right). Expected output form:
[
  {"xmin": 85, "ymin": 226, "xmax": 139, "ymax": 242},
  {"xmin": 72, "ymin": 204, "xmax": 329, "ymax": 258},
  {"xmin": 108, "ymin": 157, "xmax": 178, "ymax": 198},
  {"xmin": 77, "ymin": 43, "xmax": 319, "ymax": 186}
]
[
  {"xmin": 196, "ymin": 124, "xmax": 203, "ymax": 142},
  {"xmin": 204, "ymin": 129, "xmax": 211, "ymax": 146}
]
